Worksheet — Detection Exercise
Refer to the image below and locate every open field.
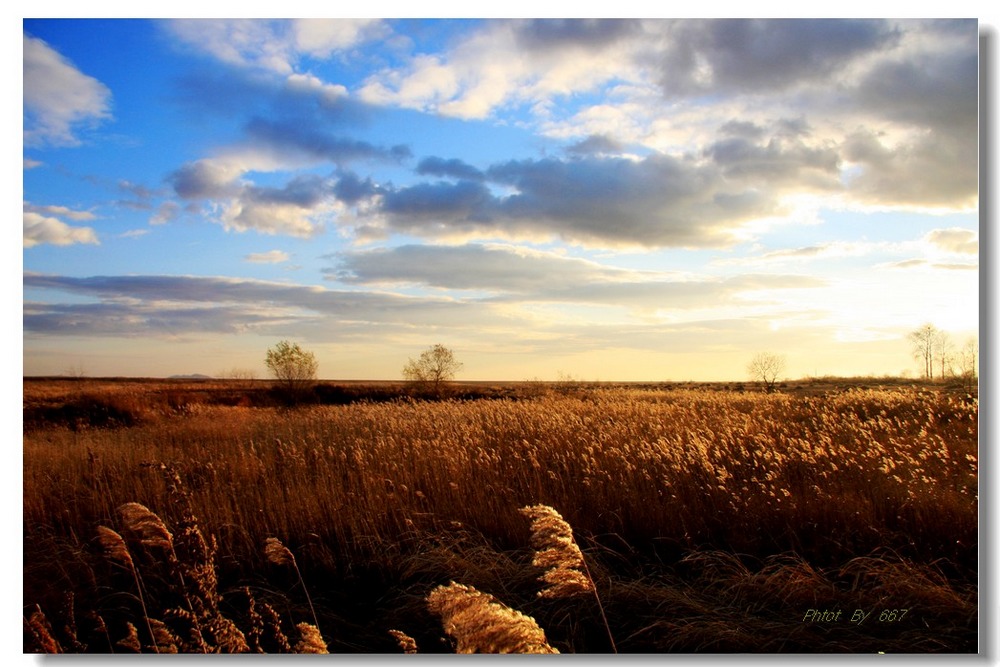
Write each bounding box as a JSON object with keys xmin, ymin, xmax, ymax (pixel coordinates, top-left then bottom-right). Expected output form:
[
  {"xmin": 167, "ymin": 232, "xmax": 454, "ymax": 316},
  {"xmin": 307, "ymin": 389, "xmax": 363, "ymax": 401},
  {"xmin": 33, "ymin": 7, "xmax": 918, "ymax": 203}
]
[{"xmin": 23, "ymin": 378, "xmax": 978, "ymax": 653}]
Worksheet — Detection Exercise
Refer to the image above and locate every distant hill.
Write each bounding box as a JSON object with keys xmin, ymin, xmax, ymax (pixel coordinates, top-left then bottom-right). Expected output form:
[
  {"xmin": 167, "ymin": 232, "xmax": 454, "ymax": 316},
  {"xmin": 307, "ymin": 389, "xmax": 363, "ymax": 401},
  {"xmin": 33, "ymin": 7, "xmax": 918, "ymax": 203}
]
[{"xmin": 167, "ymin": 374, "xmax": 214, "ymax": 380}]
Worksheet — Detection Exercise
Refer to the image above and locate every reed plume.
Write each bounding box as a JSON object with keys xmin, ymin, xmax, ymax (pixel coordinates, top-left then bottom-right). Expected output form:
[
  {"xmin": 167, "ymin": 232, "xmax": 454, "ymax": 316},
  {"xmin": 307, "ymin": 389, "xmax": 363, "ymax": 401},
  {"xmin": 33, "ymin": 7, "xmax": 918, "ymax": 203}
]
[
  {"xmin": 24, "ymin": 605, "xmax": 61, "ymax": 654},
  {"xmin": 118, "ymin": 502, "xmax": 174, "ymax": 550},
  {"xmin": 258, "ymin": 600, "xmax": 292, "ymax": 653},
  {"xmin": 96, "ymin": 525, "xmax": 134, "ymax": 569},
  {"xmin": 95, "ymin": 525, "xmax": 159, "ymax": 653},
  {"xmin": 388, "ymin": 629, "xmax": 418, "ymax": 654},
  {"xmin": 56, "ymin": 592, "xmax": 85, "ymax": 653},
  {"xmin": 294, "ymin": 623, "xmax": 328, "ymax": 653},
  {"xmin": 427, "ymin": 581, "xmax": 559, "ymax": 654},
  {"xmin": 520, "ymin": 504, "xmax": 616, "ymax": 652},
  {"xmin": 519, "ymin": 504, "xmax": 594, "ymax": 598},
  {"xmin": 116, "ymin": 623, "xmax": 141, "ymax": 653},
  {"xmin": 265, "ymin": 537, "xmax": 320, "ymax": 633},
  {"xmin": 147, "ymin": 619, "xmax": 180, "ymax": 653}
]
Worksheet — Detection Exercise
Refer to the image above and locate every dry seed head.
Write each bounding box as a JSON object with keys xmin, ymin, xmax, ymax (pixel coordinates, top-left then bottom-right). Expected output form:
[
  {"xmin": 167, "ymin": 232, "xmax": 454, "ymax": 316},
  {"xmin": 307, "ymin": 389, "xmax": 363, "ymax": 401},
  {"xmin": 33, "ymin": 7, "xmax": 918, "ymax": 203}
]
[
  {"xmin": 264, "ymin": 537, "xmax": 296, "ymax": 567},
  {"xmin": 259, "ymin": 601, "xmax": 292, "ymax": 653},
  {"xmin": 388, "ymin": 629, "xmax": 418, "ymax": 654},
  {"xmin": 163, "ymin": 607, "xmax": 212, "ymax": 653},
  {"xmin": 116, "ymin": 622, "xmax": 142, "ymax": 653},
  {"xmin": 207, "ymin": 615, "xmax": 249, "ymax": 653},
  {"xmin": 426, "ymin": 581, "xmax": 559, "ymax": 654},
  {"xmin": 294, "ymin": 623, "xmax": 329, "ymax": 654},
  {"xmin": 96, "ymin": 525, "xmax": 134, "ymax": 569},
  {"xmin": 147, "ymin": 619, "xmax": 179, "ymax": 654},
  {"xmin": 118, "ymin": 502, "xmax": 173, "ymax": 549},
  {"xmin": 25, "ymin": 606, "xmax": 62, "ymax": 654},
  {"xmin": 520, "ymin": 504, "xmax": 594, "ymax": 598},
  {"xmin": 241, "ymin": 587, "xmax": 266, "ymax": 654}
]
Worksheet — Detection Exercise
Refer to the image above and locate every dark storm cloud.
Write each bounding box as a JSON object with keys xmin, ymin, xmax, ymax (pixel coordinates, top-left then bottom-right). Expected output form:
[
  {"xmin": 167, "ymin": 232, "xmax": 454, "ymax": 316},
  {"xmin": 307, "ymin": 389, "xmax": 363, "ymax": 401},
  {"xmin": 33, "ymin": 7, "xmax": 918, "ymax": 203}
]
[
  {"xmin": 655, "ymin": 19, "xmax": 899, "ymax": 96},
  {"xmin": 488, "ymin": 154, "xmax": 768, "ymax": 247},
  {"xmin": 842, "ymin": 127, "xmax": 977, "ymax": 208},
  {"xmin": 515, "ymin": 18, "xmax": 642, "ymax": 51},
  {"xmin": 168, "ymin": 161, "xmax": 240, "ymax": 200},
  {"xmin": 718, "ymin": 121, "xmax": 766, "ymax": 140},
  {"xmin": 163, "ymin": 65, "xmax": 414, "ymax": 231},
  {"xmin": 332, "ymin": 172, "xmax": 380, "ymax": 204},
  {"xmin": 376, "ymin": 153, "xmax": 784, "ymax": 247},
  {"xmin": 564, "ymin": 135, "xmax": 626, "ymax": 156},
  {"xmin": 381, "ymin": 179, "xmax": 497, "ymax": 222},
  {"xmin": 836, "ymin": 41, "xmax": 978, "ymax": 208},
  {"xmin": 703, "ymin": 135, "xmax": 841, "ymax": 188},
  {"xmin": 852, "ymin": 44, "xmax": 977, "ymax": 131},
  {"xmin": 173, "ymin": 67, "xmax": 371, "ymax": 124},
  {"xmin": 243, "ymin": 174, "xmax": 332, "ymax": 207},
  {"xmin": 416, "ymin": 157, "xmax": 485, "ymax": 181},
  {"xmin": 244, "ymin": 117, "xmax": 411, "ymax": 165}
]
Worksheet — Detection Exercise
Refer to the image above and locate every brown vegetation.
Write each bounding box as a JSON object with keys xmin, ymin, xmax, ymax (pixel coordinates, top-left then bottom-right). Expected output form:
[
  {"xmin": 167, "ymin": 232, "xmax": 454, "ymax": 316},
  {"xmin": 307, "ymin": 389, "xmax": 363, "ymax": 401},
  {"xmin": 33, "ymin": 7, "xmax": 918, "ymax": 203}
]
[{"xmin": 23, "ymin": 378, "xmax": 977, "ymax": 653}]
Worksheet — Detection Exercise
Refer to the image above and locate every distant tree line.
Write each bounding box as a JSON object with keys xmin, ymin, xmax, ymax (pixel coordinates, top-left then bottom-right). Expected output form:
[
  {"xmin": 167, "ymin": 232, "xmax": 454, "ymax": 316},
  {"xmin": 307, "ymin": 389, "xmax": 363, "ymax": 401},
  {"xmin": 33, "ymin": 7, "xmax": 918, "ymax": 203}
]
[{"xmin": 908, "ymin": 323, "xmax": 977, "ymax": 386}]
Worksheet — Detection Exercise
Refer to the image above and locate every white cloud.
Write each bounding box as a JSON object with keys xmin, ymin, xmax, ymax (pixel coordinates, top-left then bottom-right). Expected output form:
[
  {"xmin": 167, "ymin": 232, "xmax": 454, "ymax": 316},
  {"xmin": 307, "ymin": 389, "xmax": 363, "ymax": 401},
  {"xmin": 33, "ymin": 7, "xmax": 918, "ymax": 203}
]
[
  {"xmin": 166, "ymin": 20, "xmax": 296, "ymax": 74},
  {"xmin": 293, "ymin": 19, "xmax": 385, "ymax": 57},
  {"xmin": 358, "ymin": 20, "xmax": 642, "ymax": 120},
  {"xmin": 24, "ymin": 203, "xmax": 97, "ymax": 222},
  {"xmin": 23, "ymin": 34, "xmax": 112, "ymax": 147},
  {"xmin": 166, "ymin": 19, "xmax": 385, "ymax": 77},
  {"xmin": 24, "ymin": 211, "xmax": 98, "ymax": 248},
  {"xmin": 244, "ymin": 250, "xmax": 291, "ymax": 264},
  {"xmin": 924, "ymin": 228, "xmax": 978, "ymax": 255}
]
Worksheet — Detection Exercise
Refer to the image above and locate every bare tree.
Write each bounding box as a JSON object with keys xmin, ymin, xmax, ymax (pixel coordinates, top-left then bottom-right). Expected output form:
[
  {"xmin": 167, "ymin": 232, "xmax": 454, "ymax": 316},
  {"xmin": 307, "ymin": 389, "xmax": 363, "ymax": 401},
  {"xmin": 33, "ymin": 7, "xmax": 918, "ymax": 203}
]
[
  {"xmin": 958, "ymin": 337, "xmax": 978, "ymax": 391},
  {"xmin": 908, "ymin": 323, "xmax": 938, "ymax": 379},
  {"xmin": 403, "ymin": 344, "xmax": 463, "ymax": 395},
  {"xmin": 746, "ymin": 352, "xmax": 786, "ymax": 393},
  {"xmin": 265, "ymin": 341, "xmax": 318, "ymax": 391},
  {"xmin": 935, "ymin": 329, "xmax": 954, "ymax": 379},
  {"xmin": 63, "ymin": 362, "xmax": 88, "ymax": 379},
  {"xmin": 222, "ymin": 367, "xmax": 258, "ymax": 390}
]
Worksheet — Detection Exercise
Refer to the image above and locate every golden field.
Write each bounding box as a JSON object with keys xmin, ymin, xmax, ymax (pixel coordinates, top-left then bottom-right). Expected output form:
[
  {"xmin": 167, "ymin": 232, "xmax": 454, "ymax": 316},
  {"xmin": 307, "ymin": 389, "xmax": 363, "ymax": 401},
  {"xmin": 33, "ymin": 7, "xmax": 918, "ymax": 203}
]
[{"xmin": 23, "ymin": 378, "xmax": 978, "ymax": 653}]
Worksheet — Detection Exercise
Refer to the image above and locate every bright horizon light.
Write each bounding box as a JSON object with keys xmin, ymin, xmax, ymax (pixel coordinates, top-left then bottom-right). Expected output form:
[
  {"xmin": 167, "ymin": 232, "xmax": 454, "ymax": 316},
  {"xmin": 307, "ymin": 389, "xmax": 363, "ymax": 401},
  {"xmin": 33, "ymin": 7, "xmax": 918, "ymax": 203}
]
[{"xmin": 21, "ymin": 17, "xmax": 980, "ymax": 381}]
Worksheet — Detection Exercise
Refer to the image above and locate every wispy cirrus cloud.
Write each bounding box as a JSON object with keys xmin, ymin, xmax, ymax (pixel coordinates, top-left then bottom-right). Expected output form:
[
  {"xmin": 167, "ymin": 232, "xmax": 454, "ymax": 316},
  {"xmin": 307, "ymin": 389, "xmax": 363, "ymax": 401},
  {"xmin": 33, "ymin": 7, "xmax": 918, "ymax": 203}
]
[
  {"xmin": 329, "ymin": 243, "xmax": 823, "ymax": 311},
  {"xmin": 22, "ymin": 272, "xmax": 513, "ymax": 340}
]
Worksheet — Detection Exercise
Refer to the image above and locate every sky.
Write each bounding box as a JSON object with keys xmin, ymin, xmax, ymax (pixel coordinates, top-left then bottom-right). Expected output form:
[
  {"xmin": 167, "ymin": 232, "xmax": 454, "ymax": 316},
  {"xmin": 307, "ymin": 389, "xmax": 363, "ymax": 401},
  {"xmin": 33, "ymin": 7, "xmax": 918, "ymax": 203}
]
[{"xmin": 20, "ymin": 16, "xmax": 983, "ymax": 381}]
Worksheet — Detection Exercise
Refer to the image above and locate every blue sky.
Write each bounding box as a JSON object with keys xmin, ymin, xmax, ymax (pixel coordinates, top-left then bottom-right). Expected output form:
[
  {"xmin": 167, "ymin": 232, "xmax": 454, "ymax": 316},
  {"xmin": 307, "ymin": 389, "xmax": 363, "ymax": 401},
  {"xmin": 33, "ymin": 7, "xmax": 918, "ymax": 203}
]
[{"xmin": 21, "ymin": 17, "xmax": 981, "ymax": 381}]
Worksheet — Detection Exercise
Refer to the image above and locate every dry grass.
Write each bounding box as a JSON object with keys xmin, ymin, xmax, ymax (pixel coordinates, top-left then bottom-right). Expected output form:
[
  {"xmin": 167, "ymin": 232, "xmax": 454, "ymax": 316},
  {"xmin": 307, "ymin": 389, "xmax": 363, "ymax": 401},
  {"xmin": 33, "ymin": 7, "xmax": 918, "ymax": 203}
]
[
  {"xmin": 23, "ymin": 380, "xmax": 978, "ymax": 653},
  {"xmin": 427, "ymin": 582, "xmax": 559, "ymax": 653}
]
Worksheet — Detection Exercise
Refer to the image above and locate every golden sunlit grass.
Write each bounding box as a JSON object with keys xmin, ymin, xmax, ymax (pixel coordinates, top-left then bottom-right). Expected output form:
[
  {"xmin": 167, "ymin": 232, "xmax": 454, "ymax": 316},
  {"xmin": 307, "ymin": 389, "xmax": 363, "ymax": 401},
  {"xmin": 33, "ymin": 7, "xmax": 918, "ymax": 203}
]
[{"xmin": 23, "ymin": 379, "xmax": 977, "ymax": 653}]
